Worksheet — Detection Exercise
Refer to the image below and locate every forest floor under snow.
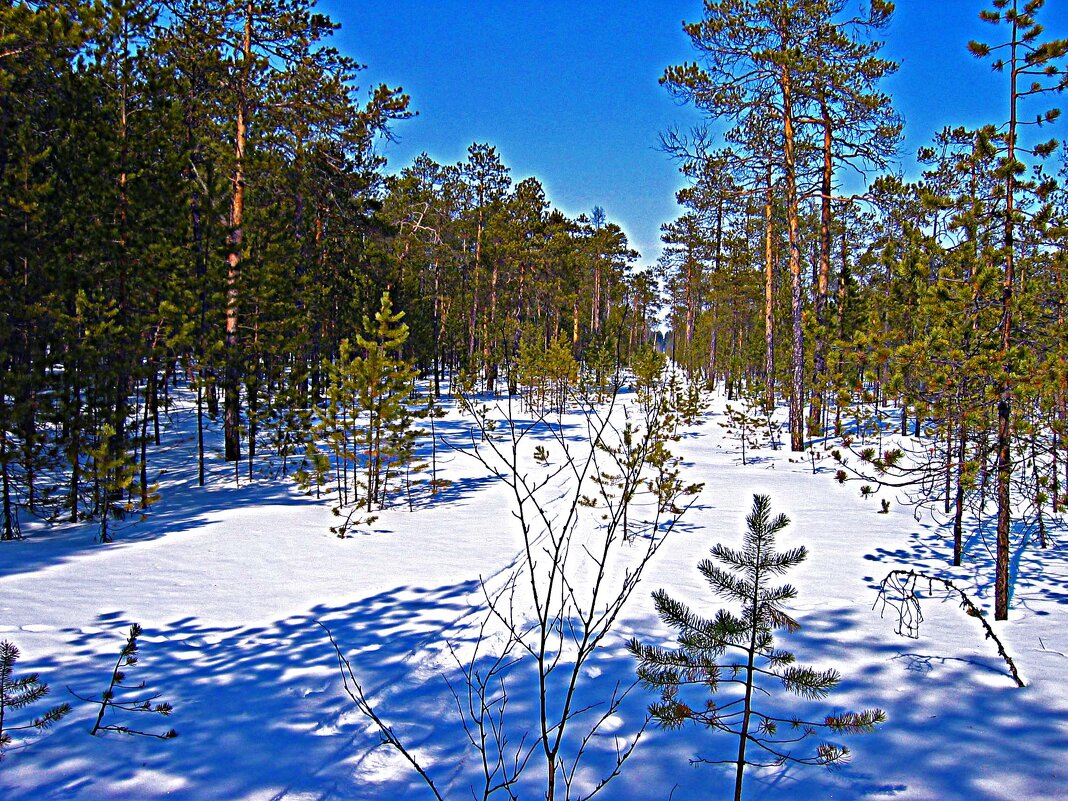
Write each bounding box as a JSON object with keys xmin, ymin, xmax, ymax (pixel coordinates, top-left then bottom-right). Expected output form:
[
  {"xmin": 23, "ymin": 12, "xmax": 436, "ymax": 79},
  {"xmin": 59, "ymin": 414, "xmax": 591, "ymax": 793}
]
[{"xmin": 1, "ymin": 386, "xmax": 1066, "ymax": 800}]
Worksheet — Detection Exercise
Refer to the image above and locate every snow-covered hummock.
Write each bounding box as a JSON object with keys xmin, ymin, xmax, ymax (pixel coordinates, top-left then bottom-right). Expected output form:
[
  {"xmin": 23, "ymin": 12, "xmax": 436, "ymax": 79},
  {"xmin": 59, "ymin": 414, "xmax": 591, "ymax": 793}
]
[{"xmin": 1, "ymin": 388, "xmax": 1065, "ymax": 801}]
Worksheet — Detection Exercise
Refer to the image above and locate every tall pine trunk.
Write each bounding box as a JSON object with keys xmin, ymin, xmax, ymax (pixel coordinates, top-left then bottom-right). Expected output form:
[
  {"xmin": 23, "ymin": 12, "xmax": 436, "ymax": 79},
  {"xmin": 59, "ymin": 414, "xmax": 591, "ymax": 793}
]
[
  {"xmin": 809, "ymin": 103, "xmax": 833, "ymax": 436},
  {"xmin": 994, "ymin": 9, "xmax": 1021, "ymax": 621},
  {"xmin": 782, "ymin": 64, "xmax": 804, "ymax": 452},
  {"xmin": 224, "ymin": 2, "xmax": 253, "ymax": 464},
  {"xmin": 764, "ymin": 167, "xmax": 776, "ymax": 412}
]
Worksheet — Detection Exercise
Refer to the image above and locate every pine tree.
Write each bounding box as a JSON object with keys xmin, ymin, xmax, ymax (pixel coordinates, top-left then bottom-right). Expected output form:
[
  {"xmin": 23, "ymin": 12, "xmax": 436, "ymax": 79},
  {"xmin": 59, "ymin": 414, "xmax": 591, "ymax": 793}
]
[
  {"xmin": 721, "ymin": 396, "xmax": 765, "ymax": 465},
  {"xmin": 803, "ymin": 1, "xmax": 902, "ymax": 434},
  {"xmin": 318, "ymin": 341, "xmax": 358, "ymax": 506},
  {"xmin": 71, "ymin": 623, "xmax": 177, "ymax": 739},
  {"xmin": 455, "ymin": 143, "xmax": 511, "ymax": 390},
  {"xmin": 294, "ymin": 440, "xmax": 332, "ymax": 500},
  {"xmin": 0, "ymin": 641, "xmax": 71, "ymax": 759},
  {"xmin": 628, "ymin": 494, "xmax": 885, "ymax": 801},
  {"xmin": 85, "ymin": 423, "xmax": 132, "ymax": 543},
  {"xmin": 664, "ymin": 1, "xmax": 901, "ymax": 449},
  {"xmin": 967, "ymin": 0, "xmax": 1066, "ymax": 618},
  {"xmin": 660, "ymin": 211, "xmax": 716, "ymax": 374},
  {"xmin": 349, "ymin": 291, "xmax": 420, "ymax": 511},
  {"xmin": 663, "ymin": 1, "xmax": 816, "ymax": 450}
]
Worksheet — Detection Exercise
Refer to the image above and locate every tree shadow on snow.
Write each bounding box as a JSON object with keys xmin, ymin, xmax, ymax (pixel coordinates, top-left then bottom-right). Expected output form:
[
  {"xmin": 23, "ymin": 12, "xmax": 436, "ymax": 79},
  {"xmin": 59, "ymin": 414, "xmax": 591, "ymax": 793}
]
[
  {"xmin": 0, "ymin": 579, "xmax": 658, "ymax": 801},
  {"xmin": 0, "ymin": 462, "xmax": 316, "ymax": 582},
  {"xmin": 859, "ymin": 506, "xmax": 1068, "ymax": 616}
]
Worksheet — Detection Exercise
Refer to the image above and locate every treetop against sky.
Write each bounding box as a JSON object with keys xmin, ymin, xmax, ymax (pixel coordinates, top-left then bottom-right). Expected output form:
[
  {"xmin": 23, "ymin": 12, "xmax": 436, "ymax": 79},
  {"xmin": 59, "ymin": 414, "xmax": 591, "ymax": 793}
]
[{"xmin": 326, "ymin": 0, "xmax": 1067, "ymax": 265}]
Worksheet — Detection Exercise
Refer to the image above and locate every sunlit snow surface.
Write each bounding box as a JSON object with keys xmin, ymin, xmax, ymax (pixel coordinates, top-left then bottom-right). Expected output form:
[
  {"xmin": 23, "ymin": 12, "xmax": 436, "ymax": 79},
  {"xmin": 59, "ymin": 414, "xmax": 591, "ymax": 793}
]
[{"xmin": 1, "ymin": 387, "xmax": 1066, "ymax": 800}]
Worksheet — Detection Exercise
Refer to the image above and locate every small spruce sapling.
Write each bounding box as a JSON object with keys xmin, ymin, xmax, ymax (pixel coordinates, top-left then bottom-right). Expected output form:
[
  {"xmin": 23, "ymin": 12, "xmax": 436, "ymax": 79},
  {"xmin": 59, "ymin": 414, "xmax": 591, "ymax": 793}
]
[
  {"xmin": 294, "ymin": 440, "xmax": 332, "ymax": 500},
  {"xmin": 0, "ymin": 641, "xmax": 71, "ymax": 759},
  {"xmin": 86, "ymin": 423, "xmax": 139, "ymax": 543},
  {"xmin": 72, "ymin": 624, "xmax": 177, "ymax": 739},
  {"xmin": 721, "ymin": 382, "xmax": 781, "ymax": 464},
  {"xmin": 744, "ymin": 380, "xmax": 782, "ymax": 448},
  {"xmin": 425, "ymin": 393, "xmax": 450, "ymax": 493},
  {"xmin": 628, "ymin": 494, "xmax": 885, "ymax": 801},
  {"xmin": 672, "ymin": 372, "xmax": 711, "ymax": 426}
]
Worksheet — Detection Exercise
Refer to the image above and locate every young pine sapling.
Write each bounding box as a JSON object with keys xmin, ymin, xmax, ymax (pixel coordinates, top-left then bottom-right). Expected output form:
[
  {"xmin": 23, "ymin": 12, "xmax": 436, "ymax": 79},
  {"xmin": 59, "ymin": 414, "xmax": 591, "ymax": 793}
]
[
  {"xmin": 71, "ymin": 624, "xmax": 177, "ymax": 739},
  {"xmin": 628, "ymin": 494, "xmax": 885, "ymax": 801}
]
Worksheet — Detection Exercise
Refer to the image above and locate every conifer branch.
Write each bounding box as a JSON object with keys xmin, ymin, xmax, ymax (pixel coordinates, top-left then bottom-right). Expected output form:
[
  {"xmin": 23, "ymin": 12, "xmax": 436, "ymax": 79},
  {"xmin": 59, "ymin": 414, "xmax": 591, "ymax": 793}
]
[
  {"xmin": 75, "ymin": 624, "xmax": 177, "ymax": 739},
  {"xmin": 0, "ymin": 640, "xmax": 71, "ymax": 759}
]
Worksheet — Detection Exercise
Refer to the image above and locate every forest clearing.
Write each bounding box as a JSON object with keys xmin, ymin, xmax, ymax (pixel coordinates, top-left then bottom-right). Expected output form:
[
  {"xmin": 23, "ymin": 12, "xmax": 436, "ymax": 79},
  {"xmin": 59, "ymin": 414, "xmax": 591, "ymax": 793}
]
[{"xmin": 2, "ymin": 1, "xmax": 1067, "ymax": 798}]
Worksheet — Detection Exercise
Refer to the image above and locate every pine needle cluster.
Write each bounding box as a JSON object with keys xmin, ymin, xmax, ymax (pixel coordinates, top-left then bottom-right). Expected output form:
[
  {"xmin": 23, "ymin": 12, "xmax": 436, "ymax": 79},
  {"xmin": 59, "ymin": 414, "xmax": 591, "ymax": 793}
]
[{"xmin": 0, "ymin": 641, "xmax": 71, "ymax": 759}]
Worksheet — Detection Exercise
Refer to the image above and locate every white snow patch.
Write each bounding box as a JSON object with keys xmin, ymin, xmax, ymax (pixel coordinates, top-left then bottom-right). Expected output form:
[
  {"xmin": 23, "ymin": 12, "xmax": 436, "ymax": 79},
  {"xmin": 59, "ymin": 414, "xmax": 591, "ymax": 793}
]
[{"xmin": 0, "ymin": 388, "xmax": 1065, "ymax": 801}]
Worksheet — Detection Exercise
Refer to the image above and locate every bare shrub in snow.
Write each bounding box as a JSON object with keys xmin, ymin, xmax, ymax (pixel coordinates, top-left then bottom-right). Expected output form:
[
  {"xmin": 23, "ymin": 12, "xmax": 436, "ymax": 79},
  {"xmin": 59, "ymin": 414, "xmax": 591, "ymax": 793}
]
[{"xmin": 326, "ymin": 374, "xmax": 702, "ymax": 800}]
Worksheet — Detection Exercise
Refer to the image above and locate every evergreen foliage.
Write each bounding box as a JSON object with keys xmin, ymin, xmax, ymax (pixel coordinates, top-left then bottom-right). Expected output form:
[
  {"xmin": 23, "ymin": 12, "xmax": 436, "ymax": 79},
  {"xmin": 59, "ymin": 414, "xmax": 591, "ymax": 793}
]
[
  {"xmin": 0, "ymin": 641, "xmax": 71, "ymax": 760},
  {"xmin": 628, "ymin": 494, "xmax": 885, "ymax": 801},
  {"xmin": 351, "ymin": 292, "xmax": 421, "ymax": 510},
  {"xmin": 654, "ymin": 0, "xmax": 1068, "ymax": 621},
  {"xmin": 0, "ymin": 0, "xmax": 656, "ymax": 531},
  {"xmin": 720, "ymin": 382, "xmax": 779, "ymax": 464},
  {"xmin": 72, "ymin": 623, "xmax": 177, "ymax": 740},
  {"xmin": 317, "ymin": 291, "xmax": 421, "ymax": 518},
  {"xmin": 0, "ymin": 0, "xmax": 1065, "ymax": 643}
]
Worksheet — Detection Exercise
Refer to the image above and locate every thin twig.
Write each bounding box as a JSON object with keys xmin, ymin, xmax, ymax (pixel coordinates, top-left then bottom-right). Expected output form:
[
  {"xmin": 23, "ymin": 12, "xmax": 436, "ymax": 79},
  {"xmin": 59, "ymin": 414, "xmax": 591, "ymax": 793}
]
[{"xmin": 875, "ymin": 569, "xmax": 1025, "ymax": 687}]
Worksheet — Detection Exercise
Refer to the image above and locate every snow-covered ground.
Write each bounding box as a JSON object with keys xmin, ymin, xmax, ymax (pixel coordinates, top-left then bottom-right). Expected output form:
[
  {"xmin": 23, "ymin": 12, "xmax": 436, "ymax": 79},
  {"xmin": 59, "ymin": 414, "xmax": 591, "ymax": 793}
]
[{"xmin": 1, "ymin": 387, "xmax": 1066, "ymax": 800}]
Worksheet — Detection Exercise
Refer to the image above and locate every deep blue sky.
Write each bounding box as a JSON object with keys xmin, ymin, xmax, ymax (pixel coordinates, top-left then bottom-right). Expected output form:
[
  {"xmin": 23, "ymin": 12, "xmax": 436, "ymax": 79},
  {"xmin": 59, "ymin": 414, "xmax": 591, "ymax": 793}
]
[{"xmin": 321, "ymin": 0, "xmax": 1067, "ymax": 265}]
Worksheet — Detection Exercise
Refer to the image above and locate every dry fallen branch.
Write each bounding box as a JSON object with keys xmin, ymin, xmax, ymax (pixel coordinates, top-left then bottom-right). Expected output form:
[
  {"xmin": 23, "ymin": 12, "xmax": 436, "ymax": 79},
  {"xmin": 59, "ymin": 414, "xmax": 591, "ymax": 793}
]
[{"xmin": 874, "ymin": 570, "xmax": 1024, "ymax": 687}]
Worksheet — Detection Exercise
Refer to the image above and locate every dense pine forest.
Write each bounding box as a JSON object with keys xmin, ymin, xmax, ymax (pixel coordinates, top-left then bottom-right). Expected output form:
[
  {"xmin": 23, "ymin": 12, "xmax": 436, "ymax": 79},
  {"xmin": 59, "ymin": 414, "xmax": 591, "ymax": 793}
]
[
  {"xmin": 2, "ymin": 0, "xmax": 1067, "ymax": 636},
  {"xmin": 0, "ymin": 0, "xmax": 659, "ymax": 541}
]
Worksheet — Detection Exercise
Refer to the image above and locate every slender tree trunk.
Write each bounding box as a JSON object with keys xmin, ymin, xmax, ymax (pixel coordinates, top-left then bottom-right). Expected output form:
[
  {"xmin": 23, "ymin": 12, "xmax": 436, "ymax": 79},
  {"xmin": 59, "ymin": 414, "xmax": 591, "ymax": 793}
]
[
  {"xmin": 809, "ymin": 105, "xmax": 834, "ymax": 435},
  {"xmin": 186, "ymin": 92, "xmax": 208, "ymax": 486},
  {"xmin": 782, "ymin": 65, "xmax": 804, "ymax": 451},
  {"xmin": 1056, "ymin": 333, "xmax": 1066, "ymax": 514},
  {"xmin": 17, "ymin": 376, "xmax": 36, "ymax": 512},
  {"xmin": 1031, "ymin": 428, "xmax": 1047, "ymax": 549},
  {"xmin": 685, "ymin": 256, "xmax": 697, "ymax": 354},
  {"xmin": 225, "ymin": 3, "xmax": 253, "ymax": 463},
  {"xmin": 196, "ymin": 380, "xmax": 205, "ymax": 487},
  {"xmin": 735, "ymin": 537, "xmax": 764, "ymax": 801},
  {"xmin": 433, "ymin": 260, "xmax": 442, "ymax": 398},
  {"xmin": 468, "ymin": 215, "xmax": 483, "ymax": 366},
  {"xmin": 764, "ymin": 167, "xmax": 776, "ymax": 411},
  {"xmin": 312, "ymin": 210, "xmax": 326, "ymax": 405},
  {"xmin": 994, "ymin": 10, "xmax": 1020, "ymax": 621},
  {"xmin": 110, "ymin": 11, "xmax": 133, "ymax": 493},
  {"xmin": 953, "ymin": 406, "xmax": 967, "ymax": 566},
  {"xmin": 591, "ymin": 253, "xmax": 601, "ymax": 336},
  {"xmin": 140, "ymin": 371, "xmax": 152, "ymax": 509},
  {"xmin": 572, "ymin": 297, "xmax": 580, "ymax": 350},
  {"xmin": 485, "ymin": 258, "xmax": 498, "ymax": 393},
  {"xmin": 69, "ymin": 374, "xmax": 81, "ymax": 523},
  {"xmin": 1, "ymin": 399, "xmax": 15, "ymax": 539}
]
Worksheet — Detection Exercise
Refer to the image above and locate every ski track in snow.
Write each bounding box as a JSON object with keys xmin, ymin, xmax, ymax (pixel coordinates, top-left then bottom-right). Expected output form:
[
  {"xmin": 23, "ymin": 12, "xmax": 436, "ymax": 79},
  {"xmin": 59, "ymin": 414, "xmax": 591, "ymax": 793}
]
[{"xmin": 1, "ymin": 388, "xmax": 1066, "ymax": 800}]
